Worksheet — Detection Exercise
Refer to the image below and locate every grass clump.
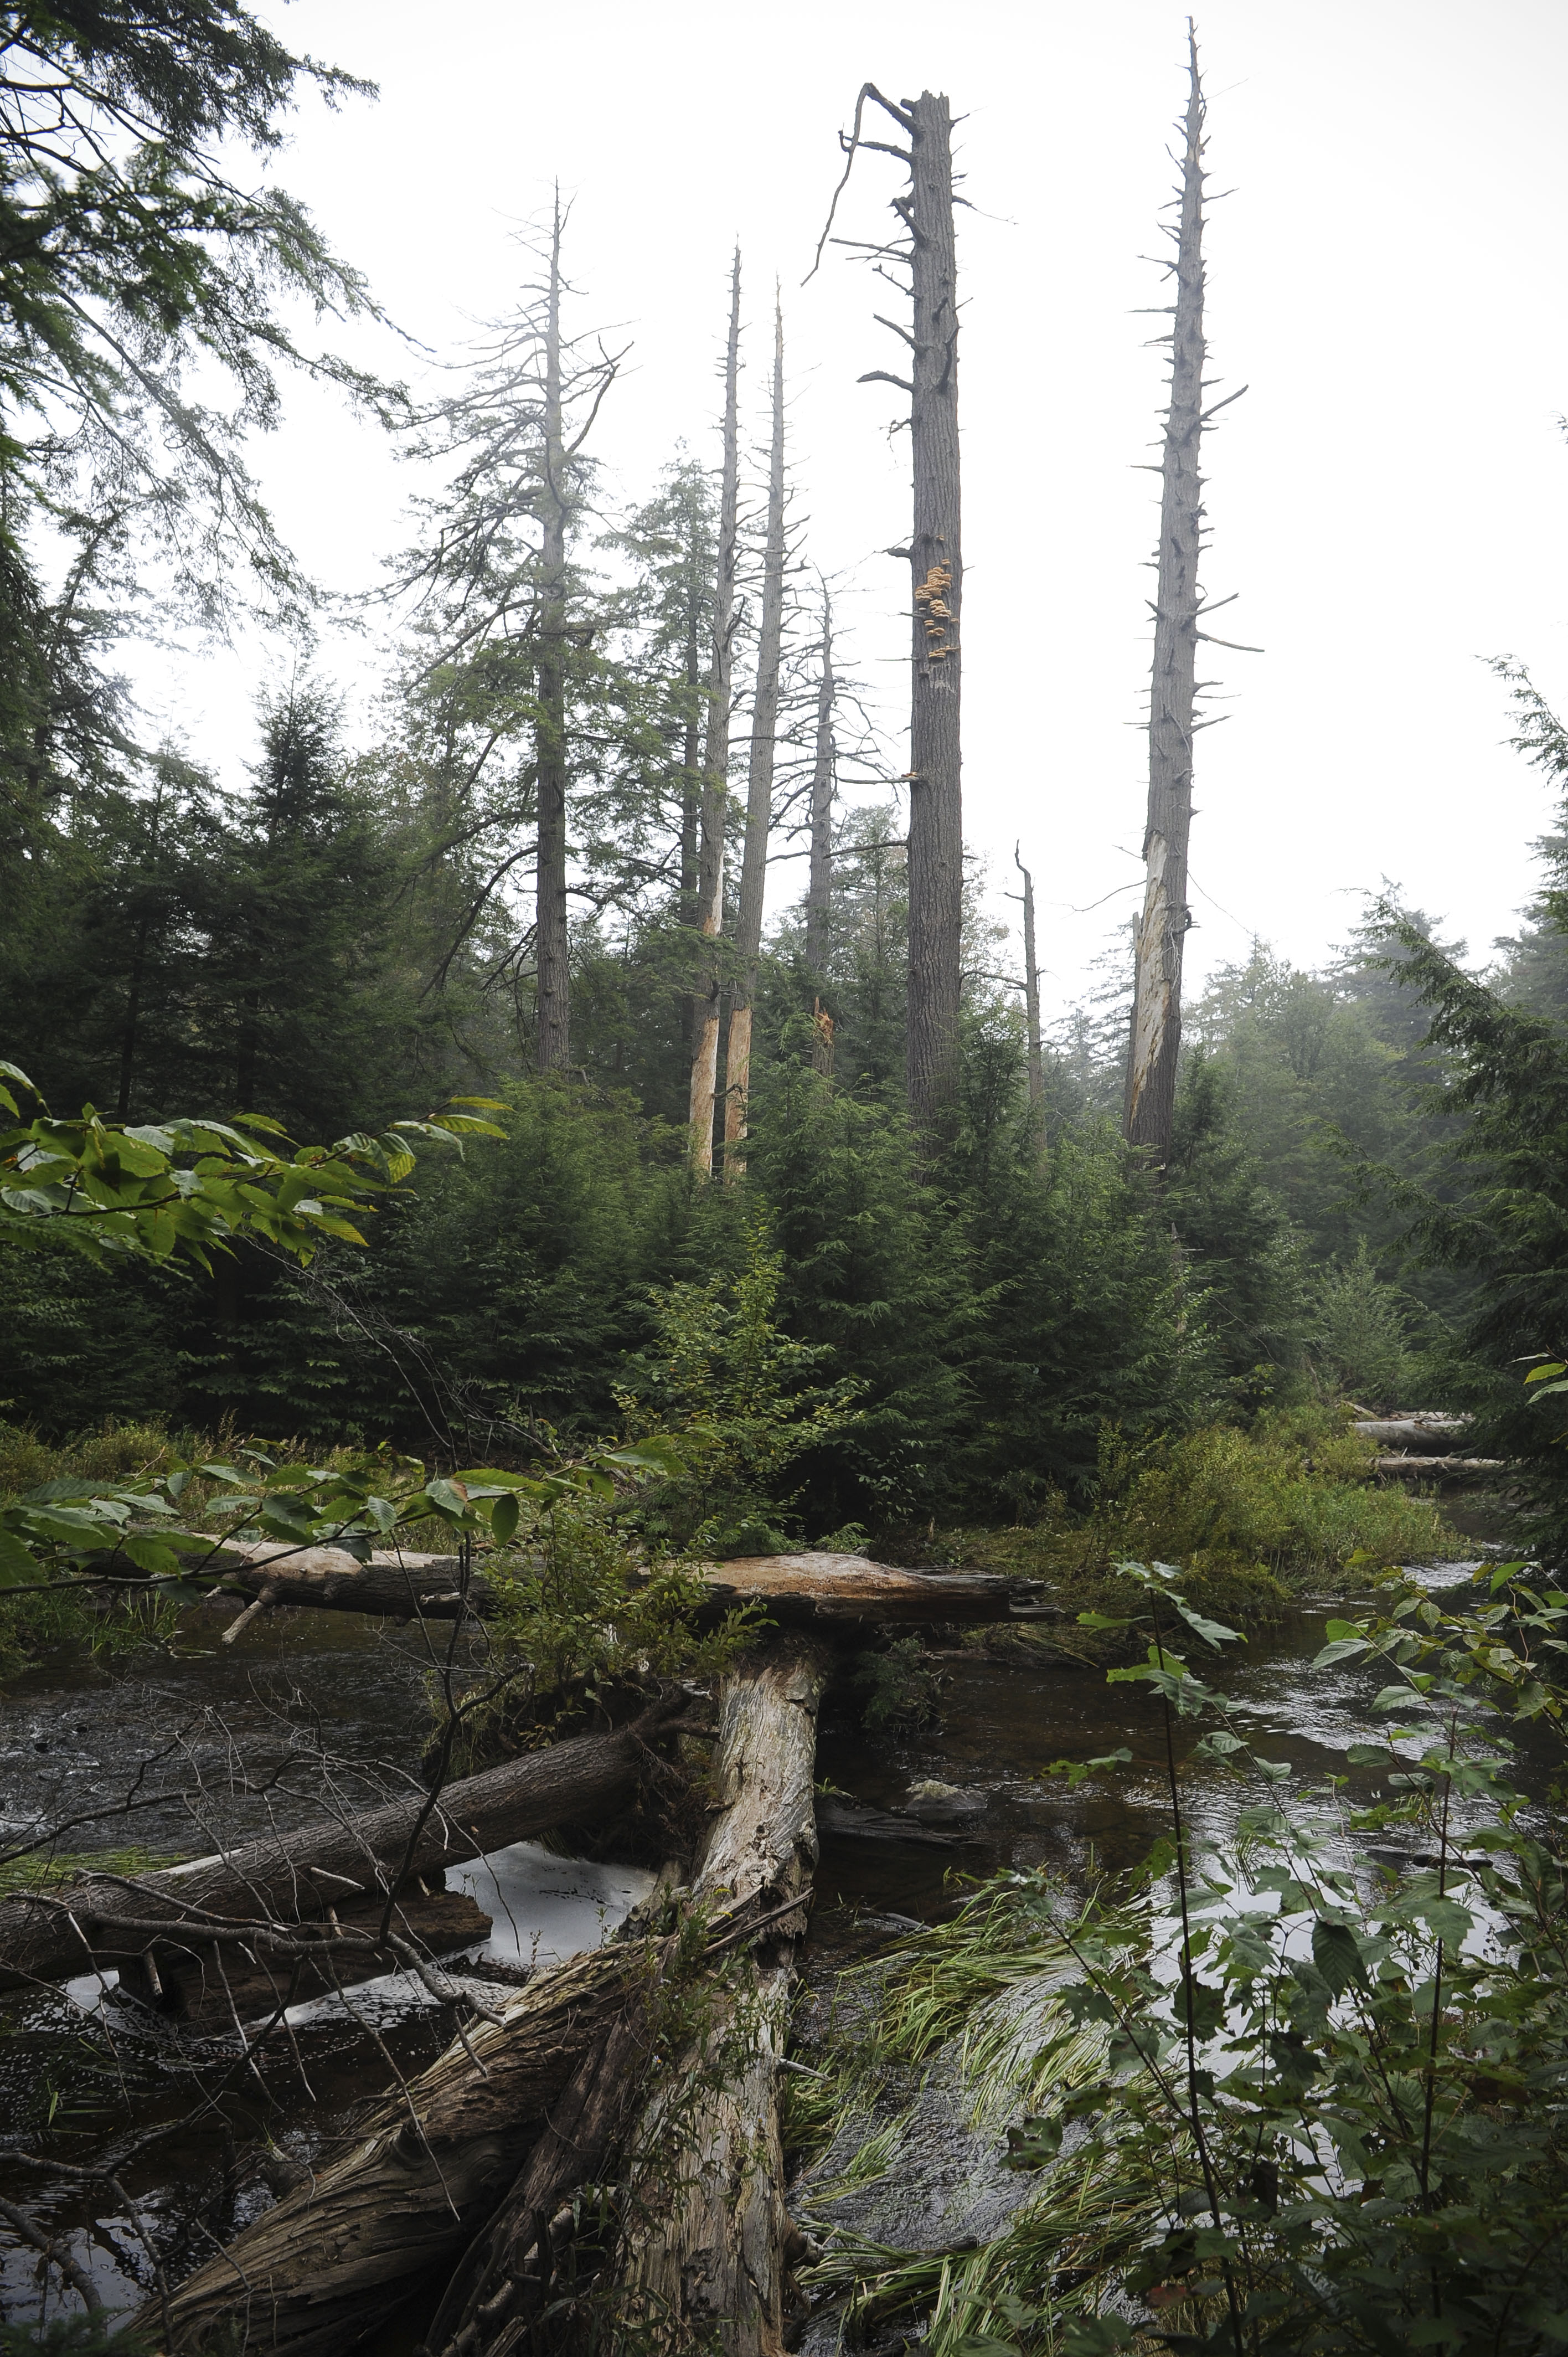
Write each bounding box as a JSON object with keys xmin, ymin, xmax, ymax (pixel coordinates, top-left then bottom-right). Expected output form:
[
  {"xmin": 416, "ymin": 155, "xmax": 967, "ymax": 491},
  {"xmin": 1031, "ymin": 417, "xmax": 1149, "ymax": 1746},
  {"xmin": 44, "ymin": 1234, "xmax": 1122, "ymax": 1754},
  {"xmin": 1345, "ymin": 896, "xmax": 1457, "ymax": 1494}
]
[
  {"xmin": 0, "ymin": 1846, "xmax": 183, "ymax": 1896},
  {"xmin": 949, "ymin": 1408, "xmax": 1461, "ymax": 1641}
]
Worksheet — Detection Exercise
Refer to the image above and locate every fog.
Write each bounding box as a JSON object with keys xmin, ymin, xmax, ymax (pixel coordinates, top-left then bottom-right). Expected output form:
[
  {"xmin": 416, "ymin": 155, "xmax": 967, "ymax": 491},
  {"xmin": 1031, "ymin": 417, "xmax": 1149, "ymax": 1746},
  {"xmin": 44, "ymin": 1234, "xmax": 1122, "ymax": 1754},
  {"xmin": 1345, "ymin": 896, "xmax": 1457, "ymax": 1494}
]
[{"xmin": 154, "ymin": 0, "xmax": 1568, "ymax": 1018}]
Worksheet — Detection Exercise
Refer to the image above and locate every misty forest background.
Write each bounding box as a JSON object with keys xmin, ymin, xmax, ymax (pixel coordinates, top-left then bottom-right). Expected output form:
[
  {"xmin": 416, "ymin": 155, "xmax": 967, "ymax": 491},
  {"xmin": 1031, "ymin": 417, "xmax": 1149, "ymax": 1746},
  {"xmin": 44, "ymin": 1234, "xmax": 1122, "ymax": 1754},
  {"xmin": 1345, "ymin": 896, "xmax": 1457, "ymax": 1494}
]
[{"xmin": 8, "ymin": 4, "xmax": 1568, "ymax": 1558}]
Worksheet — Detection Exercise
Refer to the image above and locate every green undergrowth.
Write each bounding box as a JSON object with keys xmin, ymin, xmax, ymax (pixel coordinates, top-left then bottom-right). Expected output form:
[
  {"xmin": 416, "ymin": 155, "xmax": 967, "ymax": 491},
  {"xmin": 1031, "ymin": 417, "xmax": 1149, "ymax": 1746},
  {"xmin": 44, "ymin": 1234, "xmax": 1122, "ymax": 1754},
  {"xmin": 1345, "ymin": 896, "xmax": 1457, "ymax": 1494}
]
[
  {"xmin": 785, "ymin": 1877, "xmax": 1157, "ymax": 2351},
  {"xmin": 0, "ymin": 1846, "xmax": 182, "ymax": 1897},
  {"xmin": 944, "ymin": 1409, "xmax": 1462, "ymax": 1651}
]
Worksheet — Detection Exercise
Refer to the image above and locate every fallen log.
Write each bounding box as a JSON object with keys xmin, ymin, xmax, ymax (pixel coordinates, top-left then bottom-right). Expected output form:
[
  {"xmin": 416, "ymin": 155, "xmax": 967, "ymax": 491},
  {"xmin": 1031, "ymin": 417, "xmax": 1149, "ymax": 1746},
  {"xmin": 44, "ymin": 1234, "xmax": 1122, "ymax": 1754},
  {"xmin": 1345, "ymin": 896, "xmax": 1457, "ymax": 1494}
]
[
  {"xmin": 1374, "ymin": 1454, "xmax": 1507, "ymax": 1479},
  {"xmin": 191, "ymin": 1538, "xmax": 494, "ymax": 1628},
  {"xmin": 0, "ymin": 1695, "xmax": 685, "ymax": 1993},
  {"xmin": 133, "ymin": 1654, "xmax": 822, "ymax": 2357},
  {"xmin": 698, "ymin": 1551, "xmax": 1042, "ymax": 1627},
  {"xmin": 134, "ymin": 1927, "xmax": 668, "ymax": 2357},
  {"xmin": 192, "ymin": 1543, "xmax": 1043, "ymax": 1638},
  {"xmin": 1353, "ymin": 1417, "xmax": 1471, "ymax": 1453},
  {"xmin": 592, "ymin": 1645, "xmax": 826, "ymax": 2357}
]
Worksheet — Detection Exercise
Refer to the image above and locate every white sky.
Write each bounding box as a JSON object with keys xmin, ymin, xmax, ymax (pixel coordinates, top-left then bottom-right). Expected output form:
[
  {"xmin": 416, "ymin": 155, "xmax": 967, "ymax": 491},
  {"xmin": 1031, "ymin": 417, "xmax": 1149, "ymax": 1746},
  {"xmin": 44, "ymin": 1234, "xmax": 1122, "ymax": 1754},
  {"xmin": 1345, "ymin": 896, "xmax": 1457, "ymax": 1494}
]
[{"xmin": 147, "ymin": 0, "xmax": 1568, "ymax": 1025}]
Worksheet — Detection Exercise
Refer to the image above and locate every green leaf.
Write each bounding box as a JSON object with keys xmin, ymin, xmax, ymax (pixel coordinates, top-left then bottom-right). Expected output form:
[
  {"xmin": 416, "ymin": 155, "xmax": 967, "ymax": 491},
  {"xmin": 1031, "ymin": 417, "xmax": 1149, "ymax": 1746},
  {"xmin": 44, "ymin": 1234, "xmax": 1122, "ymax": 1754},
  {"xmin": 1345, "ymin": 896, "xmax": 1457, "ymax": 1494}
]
[
  {"xmin": 1343, "ymin": 1743, "xmax": 1389, "ymax": 1767},
  {"xmin": 1172, "ymin": 1596, "xmax": 1244, "ymax": 1648},
  {"xmin": 489, "ymin": 1492, "xmax": 520, "ymax": 1545},
  {"xmin": 1044, "ymin": 1749, "xmax": 1133, "ymax": 1787},
  {"xmin": 1314, "ymin": 1637, "xmax": 1369, "ymax": 1667},
  {"xmin": 1311, "ymin": 1917, "xmax": 1370, "ymax": 1994},
  {"xmin": 120, "ymin": 1535, "xmax": 180, "ymax": 1578}
]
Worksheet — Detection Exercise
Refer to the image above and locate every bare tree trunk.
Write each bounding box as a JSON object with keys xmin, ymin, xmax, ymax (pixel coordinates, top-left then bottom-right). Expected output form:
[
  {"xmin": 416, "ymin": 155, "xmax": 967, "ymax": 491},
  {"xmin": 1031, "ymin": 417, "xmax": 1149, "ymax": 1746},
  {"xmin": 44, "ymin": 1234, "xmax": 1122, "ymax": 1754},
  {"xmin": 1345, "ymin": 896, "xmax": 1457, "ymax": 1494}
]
[
  {"xmin": 804, "ymin": 584, "xmax": 835, "ymax": 976},
  {"xmin": 1126, "ymin": 33, "xmax": 1207, "ymax": 1164},
  {"xmin": 1014, "ymin": 843, "xmax": 1045, "ymax": 1149},
  {"xmin": 689, "ymin": 250, "xmax": 742, "ymax": 1175},
  {"xmin": 723, "ymin": 294, "xmax": 788, "ymax": 1183},
  {"xmin": 902, "ymin": 90, "xmax": 963, "ymax": 1143},
  {"xmin": 535, "ymin": 191, "xmax": 572, "ymax": 1074}
]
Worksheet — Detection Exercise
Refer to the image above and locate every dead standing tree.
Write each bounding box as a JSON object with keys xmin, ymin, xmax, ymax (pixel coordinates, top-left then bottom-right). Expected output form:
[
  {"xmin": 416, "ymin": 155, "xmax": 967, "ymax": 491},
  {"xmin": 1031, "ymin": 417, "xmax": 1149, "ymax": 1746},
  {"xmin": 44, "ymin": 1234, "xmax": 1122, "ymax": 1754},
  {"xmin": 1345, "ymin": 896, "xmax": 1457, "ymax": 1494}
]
[
  {"xmin": 1009, "ymin": 842, "xmax": 1046, "ymax": 1145},
  {"xmin": 813, "ymin": 86, "xmax": 963, "ymax": 1144},
  {"xmin": 723, "ymin": 291, "xmax": 788, "ymax": 1182},
  {"xmin": 689, "ymin": 249, "xmax": 744, "ymax": 1176},
  {"xmin": 1125, "ymin": 28, "xmax": 1249, "ymax": 1160},
  {"xmin": 393, "ymin": 193, "xmax": 623, "ymax": 1076}
]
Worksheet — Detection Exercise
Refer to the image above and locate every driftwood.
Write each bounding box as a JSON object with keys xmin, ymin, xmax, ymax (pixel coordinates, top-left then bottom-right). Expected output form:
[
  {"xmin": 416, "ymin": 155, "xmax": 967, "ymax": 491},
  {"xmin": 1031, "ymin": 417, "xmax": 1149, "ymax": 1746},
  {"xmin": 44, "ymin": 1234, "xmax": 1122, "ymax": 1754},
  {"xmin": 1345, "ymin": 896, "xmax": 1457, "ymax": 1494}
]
[
  {"xmin": 137, "ymin": 1653, "xmax": 824, "ymax": 2357},
  {"xmin": 1374, "ymin": 1454, "xmax": 1506, "ymax": 1480},
  {"xmin": 0, "ymin": 1696, "xmax": 684, "ymax": 1993}
]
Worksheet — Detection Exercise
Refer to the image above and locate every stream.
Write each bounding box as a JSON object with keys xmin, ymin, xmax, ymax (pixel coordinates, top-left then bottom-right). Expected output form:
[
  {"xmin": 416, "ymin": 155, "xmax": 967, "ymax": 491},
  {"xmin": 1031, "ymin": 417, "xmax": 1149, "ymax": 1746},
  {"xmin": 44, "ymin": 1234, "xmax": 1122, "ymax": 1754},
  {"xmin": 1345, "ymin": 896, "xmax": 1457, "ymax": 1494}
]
[{"xmin": 0, "ymin": 1542, "xmax": 1519, "ymax": 2332}]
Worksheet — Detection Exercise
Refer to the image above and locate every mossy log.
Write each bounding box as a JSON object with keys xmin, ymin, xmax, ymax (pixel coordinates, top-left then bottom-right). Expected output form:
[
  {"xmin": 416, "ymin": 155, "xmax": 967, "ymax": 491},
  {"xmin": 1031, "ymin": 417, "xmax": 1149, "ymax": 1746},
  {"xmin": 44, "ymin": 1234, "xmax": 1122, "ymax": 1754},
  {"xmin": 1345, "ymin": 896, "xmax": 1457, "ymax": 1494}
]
[{"xmin": 0, "ymin": 1696, "xmax": 685, "ymax": 1992}]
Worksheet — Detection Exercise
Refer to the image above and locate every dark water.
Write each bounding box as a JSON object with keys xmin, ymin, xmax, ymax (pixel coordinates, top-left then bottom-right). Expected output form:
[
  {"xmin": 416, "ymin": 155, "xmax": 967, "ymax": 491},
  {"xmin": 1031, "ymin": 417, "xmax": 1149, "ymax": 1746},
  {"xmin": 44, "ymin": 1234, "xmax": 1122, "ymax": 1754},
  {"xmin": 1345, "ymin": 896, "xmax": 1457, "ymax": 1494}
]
[
  {"xmin": 812, "ymin": 1560, "xmax": 1519, "ymax": 1918},
  {"xmin": 0, "ymin": 1553, "xmax": 1525, "ymax": 2324}
]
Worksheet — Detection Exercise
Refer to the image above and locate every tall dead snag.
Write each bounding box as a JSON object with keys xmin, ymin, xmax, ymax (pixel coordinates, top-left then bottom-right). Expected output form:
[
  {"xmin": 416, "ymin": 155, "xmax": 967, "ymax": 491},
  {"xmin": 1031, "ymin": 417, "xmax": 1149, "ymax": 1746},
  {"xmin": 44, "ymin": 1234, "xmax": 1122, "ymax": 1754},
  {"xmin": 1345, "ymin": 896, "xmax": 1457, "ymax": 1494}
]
[
  {"xmin": 689, "ymin": 250, "xmax": 743, "ymax": 1175},
  {"xmin": 535, "ymin": 189, "xmax": 572, "ymax": 1073},
  {"xmin": 604, "ymin": 1647, "xmax": 824, "ymax": 2354},
  {"xmin": 902, "ymin": 91, "xmax": 964, "ymax": 1142},
  {"xmin": 813, "ymin": 87, "xmax": 963, "ymax": 1141},
  {"xmin": 1125, "ymin": 30, "xmax": 1230, "ymax": 1162},
  {"xmin": 1013, "ymin": 843, "xmax": 1046, "ymax": 1147},
  {"xmin": 723, "ymin": 292, "xmax": 788, "ymax": 1182},
  {"xmin": 804, "ymin": 583, "xmax": 836, "ymax": 978}
]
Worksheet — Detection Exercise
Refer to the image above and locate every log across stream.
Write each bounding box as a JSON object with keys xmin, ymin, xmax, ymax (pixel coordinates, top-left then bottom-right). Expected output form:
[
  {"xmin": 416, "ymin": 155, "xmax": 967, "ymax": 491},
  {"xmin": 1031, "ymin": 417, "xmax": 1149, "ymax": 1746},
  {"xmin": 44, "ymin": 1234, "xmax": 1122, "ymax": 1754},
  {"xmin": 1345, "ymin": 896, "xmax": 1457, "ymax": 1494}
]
[{"xmin": 0, "ymin": 1551, "xmax": 1502, "ymax": 2343}]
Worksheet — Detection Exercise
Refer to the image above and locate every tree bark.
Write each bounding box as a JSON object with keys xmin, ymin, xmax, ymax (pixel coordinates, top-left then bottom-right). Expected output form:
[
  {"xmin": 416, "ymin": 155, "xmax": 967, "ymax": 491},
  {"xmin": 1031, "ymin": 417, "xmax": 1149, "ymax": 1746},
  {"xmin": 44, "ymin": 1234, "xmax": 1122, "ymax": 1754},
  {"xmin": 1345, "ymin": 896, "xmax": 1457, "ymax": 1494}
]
[
  {"xmin": 689, "ymin": 250, "xmax": 742, "ymax": 1175},
  {"xmin": 0, "ymin": 1699, "xmax": 684, "ymax": 1994},
  {"xmin": 140, "ymin": 1655, "xmax": 822, "ymax": 2357},
  {"xmin": 1126, "ymin": 33, "xmax": 1206, "ymax": 1165},
  {"xmin": 698, "ymin": 1550, "xmax": 1044, "ymax": 1627},
  {"xmin": 535, "ymin": 189, "xmax": 572, "ymax": 1074},
  {"xmin": 1014, "ymin": 843, "xmax": 1045, "ymax": 1149},
  {"xmin": 136, "ymin": 1934, "xmax": 659, "ymax": 2357},
  {"xmin": 901, "ymin": 90, "xmax": 963, "ymax": 1143},
  {"xmin": 723, "ymin": 293, "xmax": 788, "ymax": 1183},
  {"xmin": 601, "ymin": 1646, "xmax": 824, "ymax": 2356},
  {"xmin": 804, "ymin": 585, "xmax": 836, "ymax": 980}
]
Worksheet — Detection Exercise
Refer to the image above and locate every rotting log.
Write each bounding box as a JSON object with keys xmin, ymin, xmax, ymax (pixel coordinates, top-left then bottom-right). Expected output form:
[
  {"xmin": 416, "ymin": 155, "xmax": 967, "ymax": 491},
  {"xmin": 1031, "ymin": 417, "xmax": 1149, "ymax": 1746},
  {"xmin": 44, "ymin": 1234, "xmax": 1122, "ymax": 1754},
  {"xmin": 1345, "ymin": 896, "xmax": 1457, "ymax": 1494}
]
[
  {"xmin": 1353, "ymin": 1417, "xmax": 1471, "ymax": 1453},
  {"xmin": 1374, "ymin": 1454, "xmax": 1506, "ymax": 1480},
  {"xmin": 188, "ymin": 1544, "xmax": 1043, "ymax": 1636},
  {"xmin": 133, "ymin": 1931, "xmax": 669, "ymax": 2357},
  {"xmin": 133, "ymin": 1653, "xmax": 824, "ymax": 2357},
  {"xmin": 0, "ymin": 1696, "xmax": 685, "ymax": 1993},
  {"xmin": 592, "ymin": 1645, "xmax": 826, "ymax": 2357}
]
